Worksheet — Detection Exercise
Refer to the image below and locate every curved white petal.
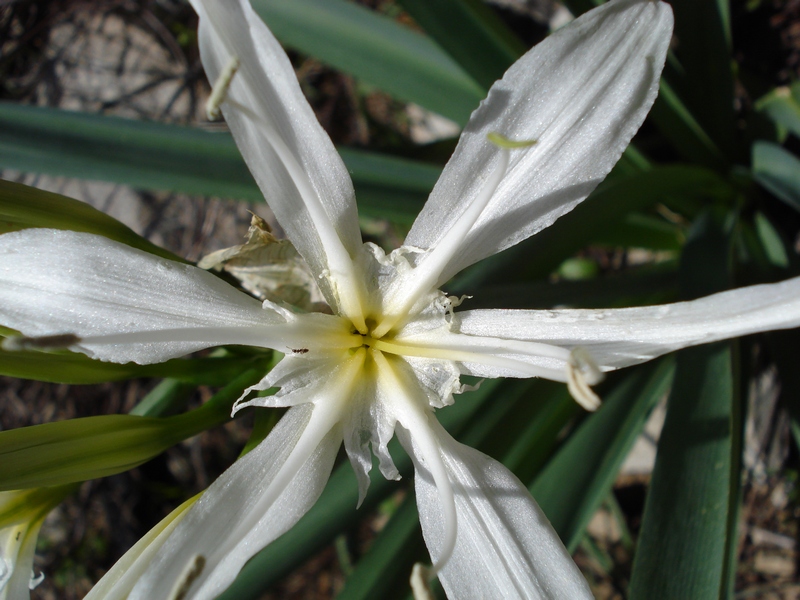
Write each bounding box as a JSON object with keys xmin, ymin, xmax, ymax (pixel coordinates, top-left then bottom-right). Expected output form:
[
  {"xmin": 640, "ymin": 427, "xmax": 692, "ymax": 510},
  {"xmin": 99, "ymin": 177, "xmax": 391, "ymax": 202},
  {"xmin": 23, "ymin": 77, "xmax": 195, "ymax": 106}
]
[
  {"xmin": 405, "ymin": 0, "xmax": 673, "ymax": 285},
  {"xmin": 85, "ymin": 495, "xmax": 198, "ymax": 600},
  {"xmin": 190, "ymin": 0, "xmax": 365, "ymax": 321},
  {"xmin": 0, "ymin": 229, "xmax": 287, "ymax": 364},
  {"xmin": 128, "ymin": 403, "xmax": 341, "ymax": 600},
  {"xmin": 401, "ymin": 420, "xmax": 592, "ymax": 599},
  {"xmin": 453, "ymin": 276, "xmax": 800, "ymax": 372},
  {"xmin": 0, "ymin": 519, "xmax": 43, "ymax": 600}
]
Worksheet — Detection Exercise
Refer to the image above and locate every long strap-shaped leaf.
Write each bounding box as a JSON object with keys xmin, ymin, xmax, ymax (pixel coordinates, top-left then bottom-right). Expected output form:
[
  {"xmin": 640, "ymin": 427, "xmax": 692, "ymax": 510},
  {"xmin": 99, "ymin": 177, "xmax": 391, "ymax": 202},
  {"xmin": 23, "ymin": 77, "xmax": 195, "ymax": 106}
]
[
  {"xmin": 630, "ymin": 211, "xmax": 741, "ymax": 599},
  {"xmin": 250, "ymin": 0, "xmax": 484, "ymax": 125},
  {"xmin": 0, "ymin": 103, "xmax": 440, "ymax": 223}
]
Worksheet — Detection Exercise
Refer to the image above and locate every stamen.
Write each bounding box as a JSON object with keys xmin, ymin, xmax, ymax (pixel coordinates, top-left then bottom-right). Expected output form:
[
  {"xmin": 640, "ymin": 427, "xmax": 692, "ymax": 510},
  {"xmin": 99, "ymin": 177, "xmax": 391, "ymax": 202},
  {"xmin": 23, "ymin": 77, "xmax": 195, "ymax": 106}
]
[
  {"xmin": 9, "ymin": 326, "xmax": 362, "ymax": 353},
  {"xmin": 410, "ymin": 563, "xmax": 436, "ymax": 600},
  {"xmin": 373, "ymin": 133, "xmax": 535, "ymax": 338},
  {"xmin": 206, "ymin": 56, "xmax": 240, "ymax": 121},
  {"xmin": 168, "ymin": 554, "xmax": 206, "ymax": 600},
  {"xmin": 2, "ymin": 334, "xmax": 80, "ymax": 351},
  {"xmin": 566, "ymin": 347, "xmax": 604, "ymax": 411}
]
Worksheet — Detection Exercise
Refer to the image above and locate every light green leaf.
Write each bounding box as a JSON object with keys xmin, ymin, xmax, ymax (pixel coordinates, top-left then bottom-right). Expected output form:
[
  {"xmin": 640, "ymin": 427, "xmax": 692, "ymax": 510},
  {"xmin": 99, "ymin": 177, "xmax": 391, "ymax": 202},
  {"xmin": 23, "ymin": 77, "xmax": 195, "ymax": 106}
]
[
  {"xmin": 0, "ymin": 179, "xmax": 183, "ymax": 262},
  {"xmin": 752, "ymin": 141, "xmax": 800, "ymax": 212},
  {"xmin": 756, "ymin": 82, "xmax": 800, "ymax": 139},
  {"xmin": 754, "ymin": 211, "xmax": 790, "ymax": 268},
  {"xmin": 250, "ymin": 0, "xmax": 484, "ymax": 125},
  {"xmin": 0, "ymin": 369, "xmax": 263, "ymax": 490},
  {"xmin": 0, "ymin": 342, "xmax": 267, "ymax": 386}
]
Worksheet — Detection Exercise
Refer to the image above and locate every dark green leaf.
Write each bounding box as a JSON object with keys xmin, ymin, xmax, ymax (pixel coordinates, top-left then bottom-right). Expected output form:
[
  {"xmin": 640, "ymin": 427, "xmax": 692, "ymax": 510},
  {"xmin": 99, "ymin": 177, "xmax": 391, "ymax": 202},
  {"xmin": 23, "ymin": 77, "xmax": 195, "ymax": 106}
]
[
  {"xmin": 531, "ymin": 359, "xmax": 675, "ymax": 551},
  {"xmin": 0, "ymin": 104, "xmax": 440, "ymax": 222},
  {"xmin": 630, "ymin": 210, "xmax": 741, "ymax": 599},
  {"xmin": 668, "ymin": 0, "xmax": 737, "ymax": 160},
  {"xmin": 395, "ymin": 0, "xmax": 524, "ymax": 90},
  {"xmin": 250, "ymin": 0, "xmax": 484, "ymax": 125}
]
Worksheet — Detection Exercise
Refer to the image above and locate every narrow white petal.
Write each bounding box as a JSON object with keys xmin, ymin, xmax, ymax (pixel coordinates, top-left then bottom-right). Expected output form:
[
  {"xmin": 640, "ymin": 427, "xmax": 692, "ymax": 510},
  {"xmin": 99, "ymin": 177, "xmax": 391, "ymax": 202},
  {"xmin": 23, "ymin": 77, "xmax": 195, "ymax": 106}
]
[
  {"xmin": 405, "ymin": 0, "xmax": 673, "ymax": 284},
  {"xmin": 0, "ymin": 519, "xmax": 43, "ymax": 600},
  {"xmin": 128, "ymin": 404, "xmax": 341, "ymax": 600},
  {"xmin": 190, "ymin": 0, "xmax": 366, "ymax": 323},
  {"xmin": 84, "ymin": 495, "xmax": 198, "ymax": 600},
  {"xmin": 0, "ymin": 229, "xmax": 287, "ymax": 364},
  {"xmin": 454, "ymin": 276, "xmax": 800, "ymax": 371},
  {"xmin": 404, "ymin": 420, "xmax": 592, "ymax": 599},
  {"xmin": 392, "ymin": 325, "xmax": 572, "ymax": 381}
]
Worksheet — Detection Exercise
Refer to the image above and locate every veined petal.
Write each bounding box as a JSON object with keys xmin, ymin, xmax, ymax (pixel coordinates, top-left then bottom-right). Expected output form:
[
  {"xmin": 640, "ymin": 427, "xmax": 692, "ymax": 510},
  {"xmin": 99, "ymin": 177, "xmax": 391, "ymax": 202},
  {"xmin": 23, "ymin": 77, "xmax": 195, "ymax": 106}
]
[
  {"xmin": 128, "ymin": 403, "xmax": 342, "ymax": 600},
  {"xmin": 402, "ymin": 420, "xmax": 592, "ymax": 599},
  {"xmin": 404, "ymin": 0, "xmax": 673, "ymax": 285},
  {"xmin": 0, "ymin": 229, "xmax": 293, "ymax": 364},
  {"xmin": 84, "ymin": 495, "xmax": 199, "ymax": 600},
  {"xmin": 191, "ymin": 0, "xmax": 366, "ymax": 324},
  {"xmin": 0, "ymin": 518, "xmax": 43, "ymax": 600},
  {"xmin": 453, "ymin": 276, "xmax": 800, "ymax": 372}
]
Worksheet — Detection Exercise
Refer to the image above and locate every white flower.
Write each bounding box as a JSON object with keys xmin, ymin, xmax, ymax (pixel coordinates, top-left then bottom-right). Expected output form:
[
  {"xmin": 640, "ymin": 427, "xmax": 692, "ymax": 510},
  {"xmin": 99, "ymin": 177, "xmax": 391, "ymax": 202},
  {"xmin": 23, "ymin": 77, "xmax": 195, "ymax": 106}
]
[
  {"xmin": 0, "ymin": 488, "xmax": 70, "ymax": 600},
  {"xmin": 2, "ymin": 0, "xmax": 800, "ymax": 598}
]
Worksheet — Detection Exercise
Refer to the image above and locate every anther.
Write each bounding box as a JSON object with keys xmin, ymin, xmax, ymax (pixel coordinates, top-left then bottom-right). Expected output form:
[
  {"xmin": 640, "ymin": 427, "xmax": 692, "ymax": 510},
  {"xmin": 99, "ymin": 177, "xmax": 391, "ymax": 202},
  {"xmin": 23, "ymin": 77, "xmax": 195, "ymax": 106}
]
[
  {"xmin": 206, "ymin": 56, "xmax": 241, "ymax": 121},
  {"xmin": 566, "ymin": 347, "xmax": 604, "ymax": 411},
  {"xmin": 168, "ymin": 554, "xmax": 206, "ymax": 600},
  {"xmin": 410, "ymin": 563, "xmax": 436, "ymax": 600}
]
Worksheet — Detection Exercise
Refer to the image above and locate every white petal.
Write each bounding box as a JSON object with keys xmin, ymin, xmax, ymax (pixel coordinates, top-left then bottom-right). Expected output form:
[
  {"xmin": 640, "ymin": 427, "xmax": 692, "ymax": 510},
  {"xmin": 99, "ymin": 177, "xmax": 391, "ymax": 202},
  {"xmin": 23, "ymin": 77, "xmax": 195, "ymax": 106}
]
[
  {"xmin": 128, "ymin": 404, "xmax": 341, "ymax": 600},
  {"xmin": 0, "ymin": 519, "xmax": 43, "ymax": 600},
  {"xmin": 402, "ymin": 420, "xmax": 592, "ymax": 599},
  {"xmin": 0, "ymin": 229, "xmax": 286, "ymax": 364},
  {"xmin": 84, "ymin": 495, "xmax": 198, "ymax": 600},
  {"xmin": 190, "ymin": 0, "xmax": 365, "ymax": 319},
  {"xmin": 454, "ymin": 276, "xmax": 800, "ymax": 372},
  {"xmin": 404, "ymin": 0, "xmax": 673, "ymax": 284}
]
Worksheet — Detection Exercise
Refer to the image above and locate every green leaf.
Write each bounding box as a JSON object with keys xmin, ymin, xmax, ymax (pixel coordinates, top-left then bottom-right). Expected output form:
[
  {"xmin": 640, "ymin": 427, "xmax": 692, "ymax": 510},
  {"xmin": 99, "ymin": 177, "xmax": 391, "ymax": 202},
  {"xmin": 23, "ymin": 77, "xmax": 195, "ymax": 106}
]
[
  {"xmin": 649, "ymin": 78, "xmax": 728, "ymax": 170},
  {"xmin": 0, "ymin": 368, "xmax": 263, "ymax": 490},
  {"xmin": 250, "ymin": 0, "xmax": 485, "ymax": 125},
  {"xmin": 752, "ymin": 141, "xmax": 800, "ymax": 212},
  {"xmin": 630, "ymin": 210, "xmax": 741, "ymax": 599},
  {"xmin": 0, "ymin": 102, "xmax": 260, "ymax": 201},
  {"xmin": 756, "ymin": 82, "xmax": 800, "ymax": 139},
  {"xmin": 0, "ymin": 179, "xmax": 183, "ymax": 262},
  {"xmin": 452, "ymin": 165, "xmax": 732, "ymax": 291},
  {"xmin": 395, "ymin": 0, "xmax": 524, "ymax": 90},
  {"xmin": 592, "ymin": 212, "xmax": 684, "ymax": 251},
  {"xmin": 667, "ymin": 0, "xmax": 736, "ymax": 160},
  {"xmin": 473, "ymin": 260, "xmax": 679, "ymax": 310},
  {"xmin": 753, "ymin": 211, "xmax": 790, "ymax": 268},
  {"xmin": 531, "ymin": 360, "xmax": 675, "ymax": 552},
  {"xmin": 0, "ymin": 343, "xmax": 267, "ymax": 386},
  {"xmin": 336, "ymin": 492, "xmax": 424, "ymax": 600},
  {"xmin": 0, "ymin": 103, "xmax": 438, "ymax": 222}
]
